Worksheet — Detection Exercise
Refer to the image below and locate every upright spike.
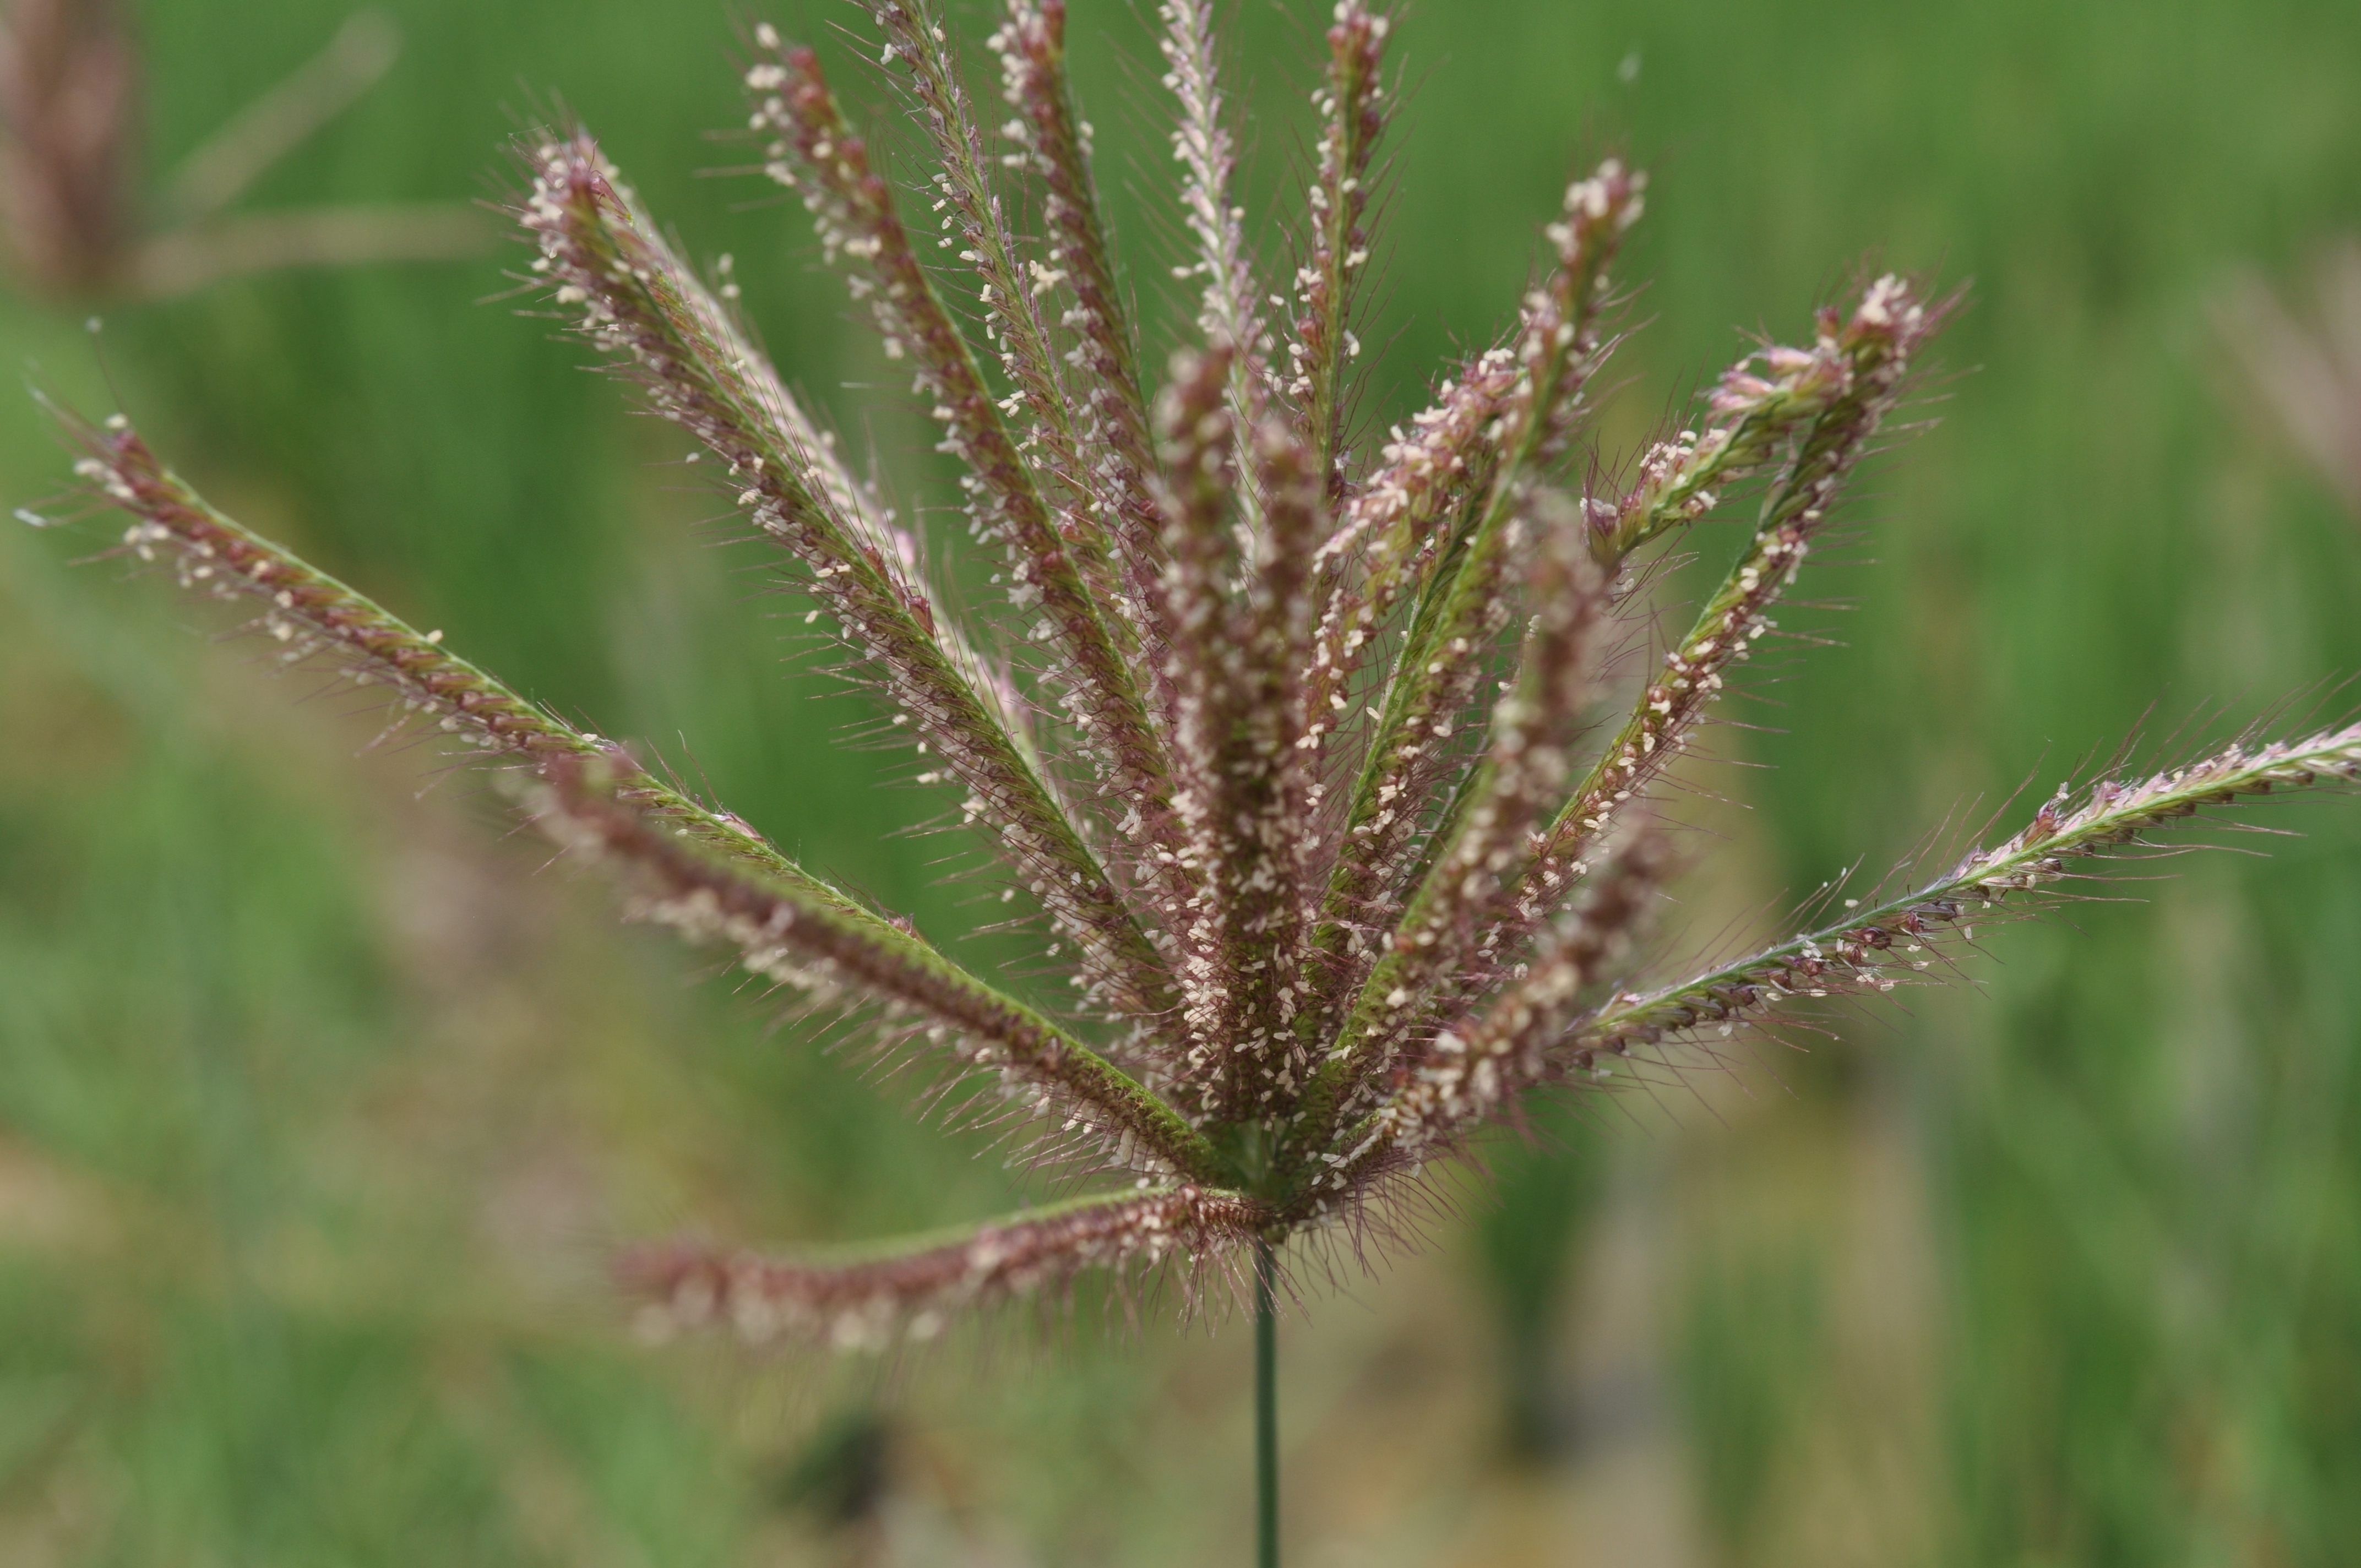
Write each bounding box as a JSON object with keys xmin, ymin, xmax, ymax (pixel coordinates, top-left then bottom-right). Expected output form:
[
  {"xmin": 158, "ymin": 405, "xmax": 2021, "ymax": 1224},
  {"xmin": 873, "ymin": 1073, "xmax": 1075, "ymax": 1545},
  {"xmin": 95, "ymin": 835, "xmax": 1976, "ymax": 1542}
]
[
  {"xmin": 1150, "ymin": 358, "xmax": 1321, "ymax": 1124},
  {"xmin": 1287, "ymin": 1, "xmax": 1391, "ymax": 502},
  {"xmin": 1320, "ymin": 500, "xmax": 1610, "ymax": 1117},
  {"xmin": 1298, "ymin": 347, "xmax": 1522, "ymax": 785},
  {"xmin": 1296, "ymin": 162, "xmax": 1642, "ymax": 1055},
  {"xmin": 1154, "ymin": 346, "xmax": 1252, "ymax": 1098},
  {"xmin": 1157, "ymin": 0, "xmax": 1269, "ymax": 442},
  {"xmin": 524, "ymin": 133, "xmax": 1176, "ymax": 1024},
  {"xmin": 988, "ymin": 2, "xmax": 1162, "ymax": 586},
  {"xmin": 1502, "ymin": 277, "xmax": 1941, "ymax": 949},
  {"xmin": 874, "ymin": 4, "xmax": 1112, "ymax": 574},
  {"xmin": 745, "ymin": 37, "xmax": 1178, "ymax": 864}
]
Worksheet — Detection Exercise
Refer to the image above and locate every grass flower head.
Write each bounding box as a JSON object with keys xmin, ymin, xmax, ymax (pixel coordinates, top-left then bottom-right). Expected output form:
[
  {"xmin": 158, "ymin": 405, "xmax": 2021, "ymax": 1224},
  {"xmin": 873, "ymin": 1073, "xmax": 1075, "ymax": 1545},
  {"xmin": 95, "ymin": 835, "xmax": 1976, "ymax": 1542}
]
[{"xmin": 33, "ymin": 1, "xmax": 2361, "ymax": 1550}]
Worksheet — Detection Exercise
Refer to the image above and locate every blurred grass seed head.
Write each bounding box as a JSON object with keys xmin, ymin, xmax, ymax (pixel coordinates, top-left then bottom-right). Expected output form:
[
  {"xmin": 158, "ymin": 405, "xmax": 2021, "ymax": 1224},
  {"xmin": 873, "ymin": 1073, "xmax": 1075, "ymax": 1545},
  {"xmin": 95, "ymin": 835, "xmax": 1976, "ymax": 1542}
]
[{"xmin": 0, "ymin": 0, "xmax": 481, "ymax": 299}]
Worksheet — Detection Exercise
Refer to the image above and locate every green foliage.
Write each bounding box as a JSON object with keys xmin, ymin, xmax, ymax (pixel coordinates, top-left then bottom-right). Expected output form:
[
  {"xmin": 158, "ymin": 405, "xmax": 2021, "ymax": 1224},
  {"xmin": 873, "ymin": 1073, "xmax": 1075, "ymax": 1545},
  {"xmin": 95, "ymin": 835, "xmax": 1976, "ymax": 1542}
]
[{"xmin": 1677, "ymin": 1243, "xmax": 1826, "ymax": 1560}]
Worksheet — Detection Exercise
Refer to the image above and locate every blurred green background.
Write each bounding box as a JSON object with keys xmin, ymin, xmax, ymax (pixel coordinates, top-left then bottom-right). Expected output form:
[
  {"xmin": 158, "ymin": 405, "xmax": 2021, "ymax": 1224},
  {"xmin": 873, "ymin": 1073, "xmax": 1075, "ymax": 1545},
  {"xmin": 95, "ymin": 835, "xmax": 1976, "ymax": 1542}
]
[{"xmin": 2, "ymin": 0, "xmax": 2358, "ymax": 1561}]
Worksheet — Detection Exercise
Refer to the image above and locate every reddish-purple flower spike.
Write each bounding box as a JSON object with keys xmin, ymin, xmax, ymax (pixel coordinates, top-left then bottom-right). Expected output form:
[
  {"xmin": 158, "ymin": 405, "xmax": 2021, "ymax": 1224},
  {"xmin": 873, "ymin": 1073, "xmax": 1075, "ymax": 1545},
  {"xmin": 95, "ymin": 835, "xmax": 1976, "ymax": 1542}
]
[
  {"xmin": 1155, "ymin": 345, "xmax": 1248, "ymax": 1070},
  {"xmin": 1298, "ymin": 347, "xmax": 1522, "ymax": 784},
  {"xmin": 871, "ymin": 3, "xmax": 1113, "ymax": 564},
  {"xmin": 1495, "ymin": 277, "xmax": 1946, "ymax": 954},
  {"xmin": 869, "ymin": 4, "xmax": 1209, "ymax": 924},
  {"xmin": 1288, "ymin": 0, "xmax": 1391, "ymax": 503},
  {"xmin": 1311, "ymin": 498, "xmax": 1614, "ymax": 1126},
  {"xmin": 1554, "ymin": 719, "xmax": 2361, "ymax": 1078},
  {"xmin": 519, "ymin": 134, "xmax": 1176, "ymax": 1027},
  {"xmin": 743, "ymin": 30, "xmax": 1177, "ymax": 870},
  {"xmin": 1157, "ymin": 0, "xmax": 1269, "ymax": 455},
  {"xmin": 987, "ymin": 1, "xmax": 1162, "ymax": 569},
  {"xmin": 621, "ymin": 1184, "xmax": 1268, "ymax": 1350},
  {"xmin": 1314, "ymin": 830, "xmax": 1672, "ymax": 1200},
  {"xmin": 46, "ymin": 0, "xmax": 2361, "ymax": 1351},
  {"xmin": 1290, "ymin": 160, "xmax": 1645, "ymax": 1133},
  {"xmin": 1586, "ymin": 333, "xmax": 1858, "ymax": 573},
  {"xmin": 1154, "ymin": 347, "xmax": 1323, "ymax": 1121},
  {"xmin": 536, "ymin": 757, "xmax": 1216, "ymax": 1178},
  {"xmin": 52, "ymin": 411, "xmax": 1214, "ymax": 1183}
]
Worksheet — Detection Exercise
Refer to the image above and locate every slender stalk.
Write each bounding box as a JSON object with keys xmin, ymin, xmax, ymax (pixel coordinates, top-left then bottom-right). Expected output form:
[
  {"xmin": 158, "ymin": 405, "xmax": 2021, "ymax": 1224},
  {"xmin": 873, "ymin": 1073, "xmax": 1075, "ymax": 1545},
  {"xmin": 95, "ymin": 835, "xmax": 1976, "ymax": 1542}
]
[{"xmin": 1254, "ymin": 1236, "xmax": 1280, "ymax": 1568}]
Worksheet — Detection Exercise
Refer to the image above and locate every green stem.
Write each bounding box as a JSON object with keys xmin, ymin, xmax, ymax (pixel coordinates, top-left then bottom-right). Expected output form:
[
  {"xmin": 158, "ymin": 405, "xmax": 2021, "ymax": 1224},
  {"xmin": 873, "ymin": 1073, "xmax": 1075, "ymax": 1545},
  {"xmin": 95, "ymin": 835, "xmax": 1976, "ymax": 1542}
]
[{"xmin": 1254, "ymin": 1237, "xmax": 1280, "ymax": 1568}]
